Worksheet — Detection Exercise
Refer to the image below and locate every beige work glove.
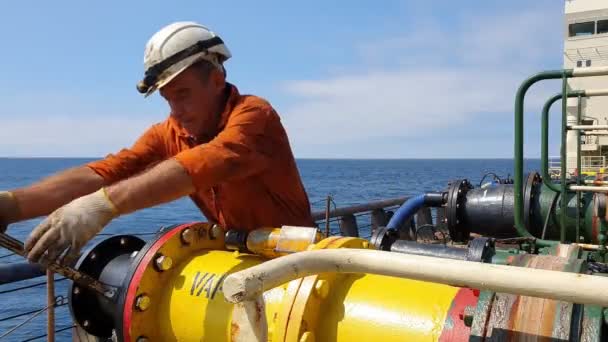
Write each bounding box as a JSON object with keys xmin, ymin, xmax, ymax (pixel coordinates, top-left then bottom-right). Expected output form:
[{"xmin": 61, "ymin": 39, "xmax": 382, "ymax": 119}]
[
  {"xmin": 0, "ymin": 191, "xmax": 20, "ymax": 233},
  {"xmin": 24, "ymin": 188, "xmax": 119, "ymax": 265}
]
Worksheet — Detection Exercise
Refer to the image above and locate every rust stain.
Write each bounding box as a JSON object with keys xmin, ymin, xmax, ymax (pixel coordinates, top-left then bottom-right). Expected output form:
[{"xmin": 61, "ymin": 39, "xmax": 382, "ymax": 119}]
[
  {"xmin": 230, "ymin": 321, "xmax": 240, "ymax": 341},
  {"xmin": 255, "ymin": 300, "xmax": 264, "ymax": 322}
]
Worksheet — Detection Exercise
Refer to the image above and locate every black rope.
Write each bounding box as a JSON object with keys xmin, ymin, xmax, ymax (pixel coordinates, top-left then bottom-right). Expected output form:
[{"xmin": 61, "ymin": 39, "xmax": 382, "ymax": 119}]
[
  {"xmin": 21, "ymin": 324, "xmax": 75, "ymax": 342},
  {"xmin": 0, "ymin": 278, "xmax": 68, "ymax": 295}
]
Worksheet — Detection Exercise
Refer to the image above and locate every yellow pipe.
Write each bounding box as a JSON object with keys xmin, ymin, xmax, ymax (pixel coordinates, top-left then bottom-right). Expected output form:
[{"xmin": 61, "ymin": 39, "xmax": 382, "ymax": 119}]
[
  {"xmin": 152, "ymin": 250, "xmax": 459, "ymax": 342},
  {"xmin": 128, "ymin": 233, "xmax": 462, "ymax": 341}
]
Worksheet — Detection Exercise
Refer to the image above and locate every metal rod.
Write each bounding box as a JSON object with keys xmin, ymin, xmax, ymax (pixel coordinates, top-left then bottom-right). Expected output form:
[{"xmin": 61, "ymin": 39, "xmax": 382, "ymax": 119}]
[
  {"xmin": 324, "ymin": 195, "xmax": 331, "ymax": 237},
  {"xmin": 585, "ymin": 180, "xmax": 608, "ymax": 185},
  {"xmin": 561, "ymin": 76, "xmax": 568, "ymax": 243},
  {"xmin": 568, "ymin": 125, "xmax": 608, "ymax": 130},
  {"xmin": 311, "ymin": 197, "xmax": 408, "ymax": 221},
  {"xmin": 0, "ymin": 233, "xmax": 117, "ymax": 301},
  {"xmin": 569, "ymin": 185, "xmax": 608, "ymax": 192},
  {"xmin": 579, "ymin": 131, "xmax": 608, "ymax": 136},
  {"xmin": 46, "ymin": 270, "xmax": 55, "ymax": 342},
  {"xmin": 576, "ymin": 94, "xmax": 582, "ymax": 244},
  {"xmin": 572, "ymin": 66, "xmax": 608, "ymax": 77}
]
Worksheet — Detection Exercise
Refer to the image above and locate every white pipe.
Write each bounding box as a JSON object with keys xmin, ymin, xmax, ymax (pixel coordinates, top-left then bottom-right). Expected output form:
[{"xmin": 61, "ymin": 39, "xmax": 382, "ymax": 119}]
[
  {"xmin": 222, "ymin": 249, "xmax": 608, "ymax": 306},
  {"xmin": 581, "ymin": 132, "xmax": 608, "ymax": 136},
  {"xmin": 583, "ymin": 88, "xmax": 608, "ymax": 96},
  {"xmin": 585, "ymin": 180, "xmax": 608, "ymax": 185},
  {"xmin": 569, "ymin": 185, "xmax": 608, "ymax": 192},
  {"xmin": 573, "ymin": 66, "xmax": 608, "ymax": 77},
  {"xmin": 568, "ymin": 125, "xmax": 608, "ymax": 130}
]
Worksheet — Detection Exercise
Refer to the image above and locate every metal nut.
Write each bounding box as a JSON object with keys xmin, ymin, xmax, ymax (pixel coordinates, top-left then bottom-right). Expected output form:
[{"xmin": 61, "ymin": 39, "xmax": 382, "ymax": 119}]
[
  {"xmin": 135, "ymin": 294, "xmax": 151, "ymax": 311},
  {"xmin": 73, "ymin": 286, "xmax": 80, "ymax": 295},
  {"xmin": 120, "ymin": 237, "xmax": 127, "ymax": 246},
  {"xmin": 210, "ymin": 224, "xmax": 223, "ymax": 240},
  {"xmin": 361, "ymin": 241, "xmax": 369, "ymax": 249},
  {"xmin": 314, "ymin": 280, "xmax": 329, "ymax": 299},
  {"xmin": 154, "ymin": 255, "xmax": 173, "ymax": 272},
  {"xmin": 180, "ymin": 228, "xmax": 194, "ymax": 245}
]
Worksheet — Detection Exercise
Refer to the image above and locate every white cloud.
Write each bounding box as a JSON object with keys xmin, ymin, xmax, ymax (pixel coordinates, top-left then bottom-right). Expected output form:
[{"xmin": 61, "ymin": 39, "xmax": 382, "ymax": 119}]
[
  {"xmin": 0, "ymin": 116, "xmax": 155, "ymax": 157},
  {"xmin": 280, "ymin": 4, "xmax": 564, "ymax": 157}
]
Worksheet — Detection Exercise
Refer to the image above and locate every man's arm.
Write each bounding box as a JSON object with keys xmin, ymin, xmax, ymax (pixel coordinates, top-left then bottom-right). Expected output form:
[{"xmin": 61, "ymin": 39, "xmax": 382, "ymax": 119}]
[
  {"xmin": 106, "ymin": 158, "xmax": 195, "ymax": 214},
  {"xmin": 106, "ymin": 104, "xmax": 276, "ymax": 214},
  {"xmin": 11, "ymin": 166, "xmax": 105, "ymax": 221}
]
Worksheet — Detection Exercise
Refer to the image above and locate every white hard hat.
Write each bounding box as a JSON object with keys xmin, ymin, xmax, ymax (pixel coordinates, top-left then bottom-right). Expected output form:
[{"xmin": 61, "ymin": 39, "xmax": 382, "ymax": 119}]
[{"xmin": 136, "ymin": 21, "xmax": 232, "ymax": 96}]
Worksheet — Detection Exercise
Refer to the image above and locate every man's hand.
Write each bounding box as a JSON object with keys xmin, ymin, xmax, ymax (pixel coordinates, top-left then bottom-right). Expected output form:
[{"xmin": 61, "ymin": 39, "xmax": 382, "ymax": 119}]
[
  {"xmin": 24, "ymin": 188, "xmax": 119, "ymax": 264},
  {"xmin": 0, "ymin": 191, "xmax": 20, "ymax": 233}
]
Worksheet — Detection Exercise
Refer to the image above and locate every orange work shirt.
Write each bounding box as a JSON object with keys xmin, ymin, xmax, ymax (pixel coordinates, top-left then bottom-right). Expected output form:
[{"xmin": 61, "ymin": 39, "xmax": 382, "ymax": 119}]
[{"xmin": 86, "ymin": 84, "xmax": 314, "ymax": 231}]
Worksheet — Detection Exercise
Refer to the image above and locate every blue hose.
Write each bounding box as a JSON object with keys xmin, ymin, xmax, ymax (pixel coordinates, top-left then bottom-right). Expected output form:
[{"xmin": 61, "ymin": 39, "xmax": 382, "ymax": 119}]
[
  {"xmin": 386, "ymin": 194, "xmax": 426, "ymax": 230},
  {"xmin": 0, "ymin": 262, "xmax": 45, "ymax": 284}
]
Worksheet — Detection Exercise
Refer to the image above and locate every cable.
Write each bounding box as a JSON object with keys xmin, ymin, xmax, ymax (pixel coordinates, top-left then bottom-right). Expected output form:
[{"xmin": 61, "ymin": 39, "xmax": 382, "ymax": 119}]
[
  {"xmin": 479, "ymin": 172, "xmax": 502, "ymax": 187},
  {"xmin": 21, "ymin": 325, "xmax": 75, "ymax": 342},
  {"xmin": 0, "ymin": 253, "xmax": 15, "ymax": 259},
  {"xmin": 0, "ymin": 278, "xmax": 68, "ymax": 295}
]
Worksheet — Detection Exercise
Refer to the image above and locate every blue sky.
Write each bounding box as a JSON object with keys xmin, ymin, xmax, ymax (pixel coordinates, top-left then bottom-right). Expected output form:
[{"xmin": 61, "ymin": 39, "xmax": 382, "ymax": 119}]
[{"xmin": 0, "ymin": 0, "xmax": 565, "ymax": 158}]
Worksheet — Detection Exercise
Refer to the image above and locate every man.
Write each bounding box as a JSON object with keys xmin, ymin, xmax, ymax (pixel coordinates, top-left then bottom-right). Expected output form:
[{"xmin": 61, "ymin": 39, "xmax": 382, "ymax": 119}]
[{"xmin": 0, "ymin": 21, "xmax": 314, "ymax": 264}]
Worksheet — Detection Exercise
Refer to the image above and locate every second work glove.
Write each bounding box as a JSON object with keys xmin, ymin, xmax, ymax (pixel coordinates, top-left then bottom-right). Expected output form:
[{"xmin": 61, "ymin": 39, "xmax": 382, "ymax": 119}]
[{"xmin": 24, "ymin": 188, "xmax": 119, "ymax": 265}]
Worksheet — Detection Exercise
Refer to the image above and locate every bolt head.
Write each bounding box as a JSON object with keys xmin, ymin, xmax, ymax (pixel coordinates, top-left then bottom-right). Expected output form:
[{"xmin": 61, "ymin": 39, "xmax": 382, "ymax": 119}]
[
  {"xmin": 210, "ymin": 224, "xmax": 223, "ymax": 240},
  {"xmin": 135, "ymin": 294, "xmax": 151, "ymax": 311},
  {"xmin": 180, "ymin": 228, "xmax": 194, "ymax": 245},
  {"xmin": 362, "ymin": 241, "xmax": 369, "ymax": 249},
  {"xmin": 90, "ymin": 253, "xmax": 97, "ymax": 260},
  {"xmin": 83, "ymin": 320, "xmax": 90, "ymax": 327},
  {"xmin": 154, "ymin": 255, "xmax": 173, "ymax": 272},
  {"xmin": 120, "ymin": 237, "xmax": 127, "ymax": 246},
  {"xmin": 136, "ymin": 337, "xmax": 149, "ymax": 342},
  {"xmin": 73, "ymin": 286, "xmax": 80, "ymax": 295}
]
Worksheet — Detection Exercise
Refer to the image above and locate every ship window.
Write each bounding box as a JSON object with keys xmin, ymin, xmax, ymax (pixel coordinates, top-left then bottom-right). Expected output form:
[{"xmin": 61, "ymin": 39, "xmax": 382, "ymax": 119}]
[
  {"xmin": 577, "ymin": 60, "xmax": 583, "ymax": 67},
  {"xmin": 569, "ymin": 22, "xmax": 595, "ymax": 37},
  {"xmin": 598, "ymin": 20, "xmax": 608, "ymax": 34},
  {"xmin": 587, "ymin": 60, "xmax": 592, "ymax": 67}
]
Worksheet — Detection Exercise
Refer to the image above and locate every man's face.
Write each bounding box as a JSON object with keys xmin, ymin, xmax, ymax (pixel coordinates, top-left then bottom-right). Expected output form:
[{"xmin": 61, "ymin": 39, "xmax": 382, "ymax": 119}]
[{"xmin": 160, "ymin": 66, "xmax": 223, "ymax": 138}]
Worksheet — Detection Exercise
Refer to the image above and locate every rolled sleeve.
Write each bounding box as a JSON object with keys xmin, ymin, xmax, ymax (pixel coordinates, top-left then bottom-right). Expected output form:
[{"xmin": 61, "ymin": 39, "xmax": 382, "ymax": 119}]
[
  {"xmin": 87, "ymin": 124, "xmax": 165, "ymax": 184},
  {"xmin": 173, "ymin": 105, "xmax": 275, "ymax": 191}
]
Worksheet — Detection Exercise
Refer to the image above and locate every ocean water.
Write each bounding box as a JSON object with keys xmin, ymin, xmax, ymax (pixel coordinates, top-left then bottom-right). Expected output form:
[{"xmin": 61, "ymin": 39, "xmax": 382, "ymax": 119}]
[{"xmin": 0, "ymin": 158, "xmax": 541, "ymax": 341}]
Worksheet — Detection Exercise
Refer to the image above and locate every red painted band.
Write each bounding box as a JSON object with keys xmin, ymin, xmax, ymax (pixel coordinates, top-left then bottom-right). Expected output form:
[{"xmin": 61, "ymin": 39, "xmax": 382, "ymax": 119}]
[
  {"xmin": 122, "ymin": 222, "xmax": 196, "ymax": 342},
  {"xmin": 439, "ymin": 288, "xmax": 479, "ymax": 342}
]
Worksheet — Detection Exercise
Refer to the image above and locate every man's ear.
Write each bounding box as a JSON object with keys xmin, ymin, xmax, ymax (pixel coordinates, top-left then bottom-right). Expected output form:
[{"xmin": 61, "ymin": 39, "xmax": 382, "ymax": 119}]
[{"xmin": 211, "ymin": 67, "xmax": 226, "ymax": 94}]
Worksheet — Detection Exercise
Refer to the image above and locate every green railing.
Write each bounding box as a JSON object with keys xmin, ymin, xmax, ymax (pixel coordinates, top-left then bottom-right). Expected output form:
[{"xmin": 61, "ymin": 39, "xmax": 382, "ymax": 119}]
[{"xmin": 515, "ymin": 66, "xmax": 608, "ymax": 248}]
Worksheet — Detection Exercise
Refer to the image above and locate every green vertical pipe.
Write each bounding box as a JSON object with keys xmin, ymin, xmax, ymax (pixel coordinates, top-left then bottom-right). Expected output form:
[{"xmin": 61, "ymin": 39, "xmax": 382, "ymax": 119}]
[
  {"xmin": 560, "ymin": 77, "xmax": 568, "ymax": 243},
  {"xmin": 515, "ymin": 70, "xmax": 571, "ymax": 247},
  {"xmin": 541, "ymin": 93, "xmax": 581, "ymax": 193},
  {"xmin": 576, "ymin": 94, "xmax": 582, "ymax": 243}
]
